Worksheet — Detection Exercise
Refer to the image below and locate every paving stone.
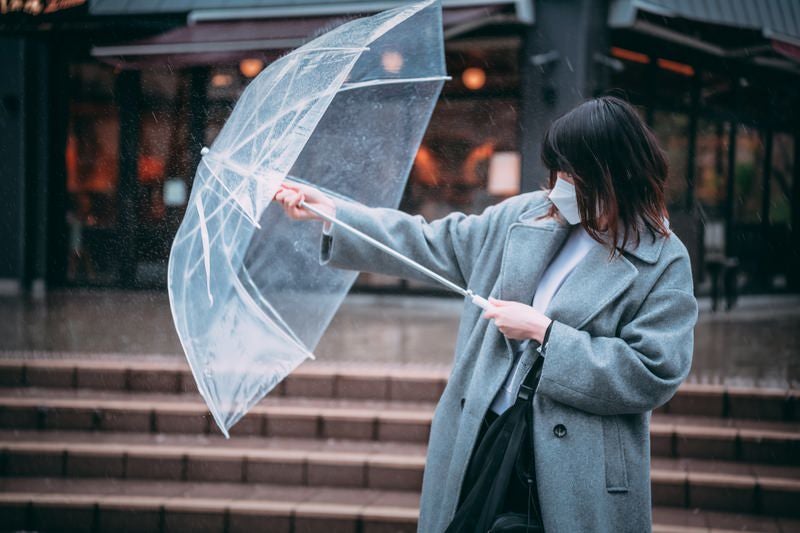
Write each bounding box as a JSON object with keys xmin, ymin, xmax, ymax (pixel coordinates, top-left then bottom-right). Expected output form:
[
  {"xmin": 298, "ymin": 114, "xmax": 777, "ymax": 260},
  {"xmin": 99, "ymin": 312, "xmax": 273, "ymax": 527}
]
[
  {"xmin": 666, "ymin": 385, "xmax": 725, "ymax": 418},
  {"xmin": 178, "ymin": 371, "xmax": 199, "ymax": 394},
  {"xmin": 307, "ymin": 452, "xmax": 366, "ymax": 488},
  {"xmin": 675, "ymin": 426, "xmax": 737, "ymax": 461},
  {"xmin": 337, "ymin": 373, "xmax": 389, "ymax": 400},
  {"xmin": 227, "ymin": 414, "xmax": 263, "ymax": 436},
  {"xmin": 377, "ymin": 414, "xmax": 430, "ymax": 443},
  {"xmin": 759, "ymin": 478, "xmax": 800, "ymax": 518},
  {"xmin": 321, "ymin": 411, "xmax": 376, "ymax": 440},
  {"xmin": 284, "ymin": 372, "xmax": 336, "ymax": 399},
  {"xmin": 128, "ymin": 369, "xmax": 181, "ymax": 393},
  {"xmin": 367, "ymin": 456, "xmax": 424, "ymax": 491},
  {"xmin": 739, "ymin": 430, "xmax": 800, "ymax": 465},
  {"xmin": 97, "ymin": 497, "xmax": 163, "ymax": 533},
  {"xmin": 26, "ymin": 365, "xmax": 76, "ymax": 389},
  {"xmin": 651, "ymin": 469, "xmax": 687, "ymax": 507},
  {"xmin": 186, "ymin": 453, "xmax": 244, "ymax": 483},
  {"xmin": 154, "ymin": 409, "xmax": 209, "ymax": 434},
  {"xmin": 0, "ymin": 405, "xmax": 38, "ymax": 428},
  {"xmin": 294, "ymin": 502, "xmax": 361, "ymax": 533},
  {"xmin": 0, "ymin": 362, "xmax": 24, "ymax": 387},
  {"xmin": 266, "ymin": 411, "xmax": 319, "ymax": 438},
  {"xmin": 227, "ymin": 500, "xmax": 293, "ymax": 533},
  {"xmin": 651, "ymin": 424, "xmax": 675, "ymax": 457},
  {"xmin": 66, "ymin": 449, "xmax": 125, "ymax": 478},
  {"xmin": 43, "ymin": 407, "xmax": 97, "ymax": 431},
  {"xmin": 727, "ymin": 388, "xmax": 788, "ymax": 421},
  {"xmin": 702, "ymin": 509, "xmax": 780, "ymax": 532},
  {"xmin": 76, "ymin": 366, "xmax": 128, "ymax": 391},
  {"xmin": 5, "ymin": 448, "xmax": 64, "ymax": 477},
  {"xmin": 0, "ymin": 498, "xmax": 29, "ymax": 531},
  {"xmin": 163, "ymin": 499, "xmax": 228, "ymax": 533},
  {"xmin": 651, "ymin": 506, "xmax": 707, "ymax": 529},
  {"xmin": 100, "ymin": 408, "xmax": 153, "ymax": 432},
  {"xmin": 388, "ymin": 375, "xmax": 445, "ymax": 403},
  {"xmin": 687, "ymin": 472, "xmax": 756, "ymax": 513},
  {"xmin": 30, "ymin": 497, "xmax": 97, "ymax": 533},
  {"xmin": 245, "ymin": 452, "xmax": 306, "ymax": 485},
  {"xmin": 125, "ymin": 452, "xmax": 185, "ymax": 481}
]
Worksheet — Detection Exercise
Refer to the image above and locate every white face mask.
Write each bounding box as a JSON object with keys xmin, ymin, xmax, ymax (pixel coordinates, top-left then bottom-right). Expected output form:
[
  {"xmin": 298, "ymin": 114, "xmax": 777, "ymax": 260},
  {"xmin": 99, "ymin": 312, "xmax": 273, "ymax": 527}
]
[{"xmin": 548, "ymin": 177, "xmax": 581, "ymax": 225}]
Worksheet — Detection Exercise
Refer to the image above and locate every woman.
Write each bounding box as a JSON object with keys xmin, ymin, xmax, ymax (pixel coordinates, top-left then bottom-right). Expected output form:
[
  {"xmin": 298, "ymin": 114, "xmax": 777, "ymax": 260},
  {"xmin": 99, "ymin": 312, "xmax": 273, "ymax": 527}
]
[{"xmin": 275, "ymin": 96, "xmax": 698, "ymax": 533}]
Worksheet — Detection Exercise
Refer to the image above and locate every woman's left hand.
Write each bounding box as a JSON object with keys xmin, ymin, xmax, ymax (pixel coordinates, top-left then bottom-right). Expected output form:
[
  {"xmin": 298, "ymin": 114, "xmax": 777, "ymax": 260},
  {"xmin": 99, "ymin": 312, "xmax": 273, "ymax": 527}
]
[{"xmin": 483, "ymin": 297, "xmax": 552, "ymax": 343}]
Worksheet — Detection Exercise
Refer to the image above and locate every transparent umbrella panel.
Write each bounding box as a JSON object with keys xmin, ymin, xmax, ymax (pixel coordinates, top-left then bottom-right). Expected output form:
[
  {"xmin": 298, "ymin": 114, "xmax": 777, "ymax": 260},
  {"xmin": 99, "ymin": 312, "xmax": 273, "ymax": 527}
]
[{"xmin": 168, "ymin": 0, "xmax": 446, "ymax": 437}]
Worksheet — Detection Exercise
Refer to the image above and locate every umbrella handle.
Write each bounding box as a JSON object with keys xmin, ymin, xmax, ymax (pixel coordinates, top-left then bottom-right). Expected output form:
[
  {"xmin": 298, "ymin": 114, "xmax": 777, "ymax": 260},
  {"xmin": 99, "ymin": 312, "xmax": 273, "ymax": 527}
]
[{"xmin": 299, "ymin": 199, "xmax": 491, "ymax": 311}]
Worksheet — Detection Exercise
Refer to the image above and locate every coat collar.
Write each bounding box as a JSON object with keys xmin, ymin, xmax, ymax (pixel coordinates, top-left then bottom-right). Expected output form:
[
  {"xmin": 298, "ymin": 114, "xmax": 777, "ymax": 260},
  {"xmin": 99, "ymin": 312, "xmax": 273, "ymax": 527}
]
[
  {"xmin": 514, "ymin": 197, "xmax": 669, "ymax": 264},
  {"xmin": 494, "ymin": 199, "xmax": 668, "ymax": 358}
]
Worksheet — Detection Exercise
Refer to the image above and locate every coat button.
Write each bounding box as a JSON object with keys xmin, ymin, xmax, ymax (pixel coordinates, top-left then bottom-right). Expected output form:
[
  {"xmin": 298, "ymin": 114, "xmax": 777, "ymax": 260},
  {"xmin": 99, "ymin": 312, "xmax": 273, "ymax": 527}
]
[{"xmin": 553, "ymin": 424, "xmax": 567, "ymax": 438}]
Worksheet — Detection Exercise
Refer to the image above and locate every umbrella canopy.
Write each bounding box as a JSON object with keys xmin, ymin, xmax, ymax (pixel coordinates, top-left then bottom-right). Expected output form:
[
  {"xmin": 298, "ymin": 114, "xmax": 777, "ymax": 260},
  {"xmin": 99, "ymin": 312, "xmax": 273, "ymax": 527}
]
[{"xmin": 168, "ymin": 0, "xmax": 447, "ymax": 437}]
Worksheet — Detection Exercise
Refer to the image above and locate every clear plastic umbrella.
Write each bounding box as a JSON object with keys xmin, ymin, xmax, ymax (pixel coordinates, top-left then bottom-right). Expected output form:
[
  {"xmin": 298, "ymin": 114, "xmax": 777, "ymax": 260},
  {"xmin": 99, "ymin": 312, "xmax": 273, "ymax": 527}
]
[{"xmin": 168, "ymin": 0, "xmax": 448, "ymax": 437}]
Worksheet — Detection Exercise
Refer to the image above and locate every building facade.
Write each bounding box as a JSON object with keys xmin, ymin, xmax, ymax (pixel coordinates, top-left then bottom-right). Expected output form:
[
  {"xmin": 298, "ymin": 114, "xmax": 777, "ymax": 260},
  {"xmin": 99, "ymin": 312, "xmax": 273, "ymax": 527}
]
[{"xmin": 1, "ymin": 0, "xmax": 798, "ymax": 296}]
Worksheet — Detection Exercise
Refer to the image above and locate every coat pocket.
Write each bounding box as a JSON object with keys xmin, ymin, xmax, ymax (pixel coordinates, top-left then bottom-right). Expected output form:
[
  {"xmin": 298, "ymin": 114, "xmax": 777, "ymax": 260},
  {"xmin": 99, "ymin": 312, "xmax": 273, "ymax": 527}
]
[{"xmin": 601, "ymin": 415, "xmax": 629, "ymax": 492}]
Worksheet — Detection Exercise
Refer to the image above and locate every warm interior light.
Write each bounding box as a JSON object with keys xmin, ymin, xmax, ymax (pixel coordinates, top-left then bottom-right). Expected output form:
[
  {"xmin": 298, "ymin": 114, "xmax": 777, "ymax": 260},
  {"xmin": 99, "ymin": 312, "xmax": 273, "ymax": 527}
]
[
  {"xmin": 381, "ymin": 51, "xmax": 404, "ymax": 74},
  {"xmin": 211, "ymin": 73, "xmax": 233, "ymax": 88},
  {"xmin": 462, "ymin": 67, "xmax": 486, "ymax": 90},
  {"xmin": 657, "ymin": 58, "xmax": 695, "ymax": 77},
  {"xmin": 610, "ymin": 46, "xmax": 650, "ymax": 64},
  {"xmin": 239, "ymin": 58, "xmax": 265, "ymax": 78},
  {"xmin": 487, "ymin": 151, "xmax": 521, "ymax": 196}
]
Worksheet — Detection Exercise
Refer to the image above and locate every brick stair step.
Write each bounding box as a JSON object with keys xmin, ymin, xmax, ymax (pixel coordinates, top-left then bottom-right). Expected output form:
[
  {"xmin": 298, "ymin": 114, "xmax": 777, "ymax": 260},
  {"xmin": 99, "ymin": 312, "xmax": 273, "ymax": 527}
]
[
  {"xmin": 0, "ymin": 392, "xmax": 434, "ymax": 442},
  {"xmin": 1, "ymin": 393, "xmax": 798, "ymax": 461},
  {"xmin": 0, "ymin": 478, "xmax": 797, "ymax": 533},
  {"xmin": 0, "ymin": 435, "xmax": 427, "ymax": 491},
  {"xmin": 0, "ymin": 358, "xmax": 451, "ymax": 403},
  {"xmin": 650, "ymin": 457, "xmax": 800, "ymax": 517},
  {"xmin": 652, "ymin": 506, "xmax": 800, "ymax": 533},
  {"xmin": 651, "ymin": 415, "xmax": 800, "ymax": 465},
  {"xmin": 0, "ymin": 477, "xmax": 420, "ymax": 533},
  {"xmin": 2, "ymin": 434, "xmax": 799, "ymax": 516},
  {"xmin": 2, "ymin": 358, "xmax": 797, "ymax": 421}
]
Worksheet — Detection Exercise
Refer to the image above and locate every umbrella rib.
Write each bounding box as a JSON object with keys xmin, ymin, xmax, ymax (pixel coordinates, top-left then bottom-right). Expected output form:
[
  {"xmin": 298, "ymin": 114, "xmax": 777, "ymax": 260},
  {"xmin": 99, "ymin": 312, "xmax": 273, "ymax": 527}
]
[
  {"xmin": 225, "ymin": 58, "xmax": 295, "ymax": 153},
  {"xmin": 194, "ymin": 193, "xmax": 215, "ymax": 306},
  {"xmin": 338, "ymin": 75, "xmax": 450, "ymax": 93},
  {"xmin": 223, "ymin": 46, "xmax": 369, "ymax": 152},
  {"xmin": 238, "ymin": 267, "xmax": 310, "ymax": 353},
  {"xmin": 224, "ymin": 56, "xmax": 360, "ymax": 158},
  {"xmin": 257, "ymin": 59, "xmax": 302, "ymax": 166},
  {"xmin": 172, "ymin": 168, "xmax": 254, "ymax": 250}
]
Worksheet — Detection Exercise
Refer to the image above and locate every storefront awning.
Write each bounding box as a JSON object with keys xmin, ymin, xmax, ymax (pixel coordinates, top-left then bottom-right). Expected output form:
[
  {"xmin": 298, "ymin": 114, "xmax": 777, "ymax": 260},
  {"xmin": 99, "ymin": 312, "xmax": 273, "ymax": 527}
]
[
  {"xmin": 609, "ymin": 0, "xmax": 800, "ymax": 72},
  {"xmin": 91, "ymin": 2, "xmax": 528, "ymax": 68}
]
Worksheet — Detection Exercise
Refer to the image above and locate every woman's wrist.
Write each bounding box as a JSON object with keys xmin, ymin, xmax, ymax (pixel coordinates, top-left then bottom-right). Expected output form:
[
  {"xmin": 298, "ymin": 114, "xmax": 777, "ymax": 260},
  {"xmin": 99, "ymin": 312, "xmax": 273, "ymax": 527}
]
[{"xmin": 529, "ymin": 316, "xmax": 553, "ymax": 344}]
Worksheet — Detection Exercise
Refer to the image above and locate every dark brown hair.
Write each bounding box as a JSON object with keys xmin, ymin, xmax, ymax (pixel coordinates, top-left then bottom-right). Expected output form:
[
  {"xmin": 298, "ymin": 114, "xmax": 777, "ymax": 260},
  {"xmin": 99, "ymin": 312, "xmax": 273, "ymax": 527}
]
[{"xmin": 539, "ymin": 95, "xmax": 670, "ymax": 257}]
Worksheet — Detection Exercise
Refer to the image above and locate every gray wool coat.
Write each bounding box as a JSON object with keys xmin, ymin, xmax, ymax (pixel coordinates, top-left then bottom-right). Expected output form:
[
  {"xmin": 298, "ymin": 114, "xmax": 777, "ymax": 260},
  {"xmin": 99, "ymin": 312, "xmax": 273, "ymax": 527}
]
[{"xmin": 319, "ymin": 189, "xmax": 698, "ymax": 533}]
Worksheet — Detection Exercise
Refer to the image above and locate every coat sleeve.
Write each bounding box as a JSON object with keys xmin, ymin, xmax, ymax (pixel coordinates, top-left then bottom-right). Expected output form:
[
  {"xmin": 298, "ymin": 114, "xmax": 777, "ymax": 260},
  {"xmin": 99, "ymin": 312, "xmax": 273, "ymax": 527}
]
[
  {"xmin": 535, "ymin": 258, "xmax": 698, "ymax": 416},
  {"xmin": 319, "ymin": 197, "xmax": 498, "ymax": 288}
]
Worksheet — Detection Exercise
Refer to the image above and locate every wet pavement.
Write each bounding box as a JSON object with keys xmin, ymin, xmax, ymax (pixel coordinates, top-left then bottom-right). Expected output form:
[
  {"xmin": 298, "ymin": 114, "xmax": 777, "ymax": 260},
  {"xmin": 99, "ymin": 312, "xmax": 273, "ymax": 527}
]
[{"xmin": 1, "ymin": 290, "xmax": 798, "ymax": 389}]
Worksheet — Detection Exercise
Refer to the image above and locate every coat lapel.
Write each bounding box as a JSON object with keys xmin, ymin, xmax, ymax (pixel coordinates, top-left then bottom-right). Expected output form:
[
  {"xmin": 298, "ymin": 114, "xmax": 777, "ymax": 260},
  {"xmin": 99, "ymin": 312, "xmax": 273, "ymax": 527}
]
[
  {"xmin": 496, "ymin": 213, "xmax": 570, "ymax": 359},
  {"xmin": 543, "ymin": 243, "xmax": 638, "ymax": 330},
  {"xmin": 498, "ymin": 218, "xmax": 570, "ymax": 307}
]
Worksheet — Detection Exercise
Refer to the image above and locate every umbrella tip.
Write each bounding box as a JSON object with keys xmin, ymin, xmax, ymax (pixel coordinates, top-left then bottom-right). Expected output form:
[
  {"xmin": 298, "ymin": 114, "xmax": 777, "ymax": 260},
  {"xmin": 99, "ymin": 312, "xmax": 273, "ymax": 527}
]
[{"xmin": 200, "ymin": 146, "xmax": 210, "ymax": 155}]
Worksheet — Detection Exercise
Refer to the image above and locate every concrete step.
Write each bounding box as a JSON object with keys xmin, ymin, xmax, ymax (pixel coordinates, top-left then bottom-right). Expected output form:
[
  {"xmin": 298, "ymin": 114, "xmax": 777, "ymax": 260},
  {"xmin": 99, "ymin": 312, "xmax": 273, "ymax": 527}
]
[
  {"xmin": 1, "ymin": 357, "xmax": 797, "ymax": 421},
  {"xmin": 0, "ymin": 479, "xmax": 797, "ymax": 533},
  {"xmin": 1, "ymin": 434, "xmax": 800, "ymax": 517}
]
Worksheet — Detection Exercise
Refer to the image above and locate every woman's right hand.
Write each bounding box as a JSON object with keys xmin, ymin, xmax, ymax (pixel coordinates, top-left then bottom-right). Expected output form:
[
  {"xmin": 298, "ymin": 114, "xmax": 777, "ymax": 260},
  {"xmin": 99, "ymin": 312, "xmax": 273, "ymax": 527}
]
[{"xmin": 274, "ymin": 182, "xmax": 336, "ymax": 222}]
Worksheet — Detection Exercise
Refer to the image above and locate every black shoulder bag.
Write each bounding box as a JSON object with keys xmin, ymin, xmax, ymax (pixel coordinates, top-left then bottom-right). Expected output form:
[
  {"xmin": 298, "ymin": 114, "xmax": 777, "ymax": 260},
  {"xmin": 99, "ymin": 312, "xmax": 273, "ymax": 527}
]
[{"xmin": 445, "ymin": 354, "xmax": 545, "ymax": 533}]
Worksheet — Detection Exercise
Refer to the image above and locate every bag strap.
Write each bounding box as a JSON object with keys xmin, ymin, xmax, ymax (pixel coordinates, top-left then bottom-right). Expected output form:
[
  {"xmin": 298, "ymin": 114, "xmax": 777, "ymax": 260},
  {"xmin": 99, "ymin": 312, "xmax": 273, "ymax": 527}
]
[{"xmin": 515, "ymin": 354, "xmax": 544, "ymax": 403}]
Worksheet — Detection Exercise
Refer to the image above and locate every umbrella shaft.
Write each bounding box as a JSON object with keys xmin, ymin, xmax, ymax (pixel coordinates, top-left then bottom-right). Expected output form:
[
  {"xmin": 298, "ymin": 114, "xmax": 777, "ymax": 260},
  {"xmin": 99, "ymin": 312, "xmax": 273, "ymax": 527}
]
[{"xmin": 300, "ymin": 200, "xmax": 473, "ymax": 299}]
